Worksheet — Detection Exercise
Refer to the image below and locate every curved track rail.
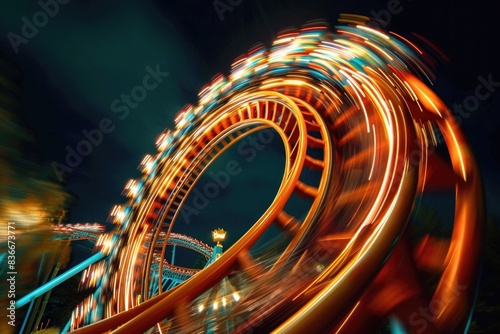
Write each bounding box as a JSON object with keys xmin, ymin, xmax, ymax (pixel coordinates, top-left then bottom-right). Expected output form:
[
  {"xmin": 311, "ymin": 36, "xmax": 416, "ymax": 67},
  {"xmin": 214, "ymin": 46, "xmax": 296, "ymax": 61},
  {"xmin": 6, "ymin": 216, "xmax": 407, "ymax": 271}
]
[{"xmin": 70, "ymin": 18, "xmax": 484, "ymax": 334}]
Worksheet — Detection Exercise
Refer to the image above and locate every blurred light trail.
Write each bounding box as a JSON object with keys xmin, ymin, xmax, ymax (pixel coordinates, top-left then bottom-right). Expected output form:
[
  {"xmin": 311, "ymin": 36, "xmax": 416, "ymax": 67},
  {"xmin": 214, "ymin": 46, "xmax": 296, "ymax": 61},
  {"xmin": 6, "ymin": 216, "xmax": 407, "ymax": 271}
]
[{"xmin": 67, "ymin": 16, "xmax": 484, "ymax": 334}]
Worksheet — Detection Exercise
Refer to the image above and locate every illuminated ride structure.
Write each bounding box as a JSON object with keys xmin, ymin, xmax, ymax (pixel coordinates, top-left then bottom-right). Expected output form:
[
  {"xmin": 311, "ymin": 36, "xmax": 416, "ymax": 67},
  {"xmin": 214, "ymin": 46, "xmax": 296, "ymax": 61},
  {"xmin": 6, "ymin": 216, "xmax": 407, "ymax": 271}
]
[
  {"xmin": 16, "ymin": 225, "xmax": 213, "ymax": 333},
  {"xmin": 52, "ymin": 223, "xmax": 106, "ymax": 241},
  {"xmin": 65, "ymin": 232, "xmax": 214, "ymax": 330},
  {"xmin": 145, "ymin": 232, "xmax": 214, "ymax": 296},
  {"xmin": 67, "ymin": 17, "xmax": 483, "ymax": 333}
]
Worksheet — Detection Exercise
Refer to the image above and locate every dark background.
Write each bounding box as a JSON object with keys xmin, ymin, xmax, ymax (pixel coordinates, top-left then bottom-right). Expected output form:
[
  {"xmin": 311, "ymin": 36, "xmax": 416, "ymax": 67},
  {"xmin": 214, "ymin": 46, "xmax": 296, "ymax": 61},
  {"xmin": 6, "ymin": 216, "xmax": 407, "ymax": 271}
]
[
  {"xmin": 0, "ymin": 0, "xmax": 499, "ymax": 331},
  {"xmin": 0, "ymin": 0, "xmax": 498, "ymax": 230}
]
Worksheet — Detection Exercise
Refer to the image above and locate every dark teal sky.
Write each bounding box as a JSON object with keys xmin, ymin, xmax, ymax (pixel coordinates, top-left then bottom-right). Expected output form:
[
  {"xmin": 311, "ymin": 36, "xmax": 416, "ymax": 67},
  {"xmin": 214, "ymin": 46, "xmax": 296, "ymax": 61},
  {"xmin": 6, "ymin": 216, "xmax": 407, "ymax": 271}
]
[
  {"xmin": 0, "ymin": 0, "xmax": 498, "ymax": 242},
  {"xmin": 0, "ymin": 0, "xmax": 204, "ymax": 225}
]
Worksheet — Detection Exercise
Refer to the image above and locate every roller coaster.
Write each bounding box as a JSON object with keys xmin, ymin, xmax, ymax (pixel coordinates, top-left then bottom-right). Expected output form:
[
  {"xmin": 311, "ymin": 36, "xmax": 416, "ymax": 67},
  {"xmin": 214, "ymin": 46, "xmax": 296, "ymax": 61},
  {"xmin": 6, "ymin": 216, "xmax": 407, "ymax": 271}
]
[{"xmin": 16, "ymin": 16, "xmax": 484, "ymax": 334}]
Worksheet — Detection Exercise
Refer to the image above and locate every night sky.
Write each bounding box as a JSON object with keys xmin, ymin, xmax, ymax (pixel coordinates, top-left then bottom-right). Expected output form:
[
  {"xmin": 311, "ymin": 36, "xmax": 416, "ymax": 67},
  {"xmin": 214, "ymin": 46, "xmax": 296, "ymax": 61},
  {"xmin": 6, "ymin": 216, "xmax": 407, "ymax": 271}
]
[{"xmin": 1, "ymin": 0, "xmax": 499, "ymax": 248}]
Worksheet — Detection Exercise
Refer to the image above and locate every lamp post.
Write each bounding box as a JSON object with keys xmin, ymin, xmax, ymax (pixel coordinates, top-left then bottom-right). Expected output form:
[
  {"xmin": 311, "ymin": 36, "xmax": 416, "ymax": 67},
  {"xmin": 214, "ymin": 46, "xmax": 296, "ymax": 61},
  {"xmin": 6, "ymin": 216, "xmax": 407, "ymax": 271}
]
[
  {"xmin": 210, "ymin": 228, "xmax": 226, "ymax": 262},
  {"xmin": 211, "ymin": 228, "xmax": 227, "ymax": 247},
  {"xmin": 202, "ymin": 228, "xmax": 238, "ymax": 333}
]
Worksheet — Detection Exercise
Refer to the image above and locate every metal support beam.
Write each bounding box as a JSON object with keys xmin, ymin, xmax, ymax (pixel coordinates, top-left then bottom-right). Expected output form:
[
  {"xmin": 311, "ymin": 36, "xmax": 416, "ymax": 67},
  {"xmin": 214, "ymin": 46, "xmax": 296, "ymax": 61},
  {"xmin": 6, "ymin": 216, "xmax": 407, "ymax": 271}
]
[{"xmin": 16, "ymin": 252, "xmax": 106, "ymax": 309}]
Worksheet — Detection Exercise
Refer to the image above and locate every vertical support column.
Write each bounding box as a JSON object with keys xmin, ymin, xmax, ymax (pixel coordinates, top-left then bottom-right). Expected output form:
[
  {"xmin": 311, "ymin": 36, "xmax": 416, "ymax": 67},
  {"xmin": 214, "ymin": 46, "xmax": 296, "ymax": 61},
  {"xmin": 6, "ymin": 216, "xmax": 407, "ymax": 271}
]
[
  {"xmin": 207, "ymin": 244, "xmax": 223, "ymax": 266},
  {"xmin": 171, "ymin": 244, "xmax": 176, "ymax": 265}
]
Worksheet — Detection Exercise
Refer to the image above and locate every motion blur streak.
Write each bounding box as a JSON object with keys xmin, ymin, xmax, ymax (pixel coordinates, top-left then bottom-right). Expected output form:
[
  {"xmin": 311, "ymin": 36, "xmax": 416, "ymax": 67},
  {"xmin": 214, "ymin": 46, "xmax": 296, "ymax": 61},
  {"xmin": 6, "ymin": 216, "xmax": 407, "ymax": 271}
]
[{"xmin": 70, "ymin": 15, "xmax": 483, "ymax": 334}]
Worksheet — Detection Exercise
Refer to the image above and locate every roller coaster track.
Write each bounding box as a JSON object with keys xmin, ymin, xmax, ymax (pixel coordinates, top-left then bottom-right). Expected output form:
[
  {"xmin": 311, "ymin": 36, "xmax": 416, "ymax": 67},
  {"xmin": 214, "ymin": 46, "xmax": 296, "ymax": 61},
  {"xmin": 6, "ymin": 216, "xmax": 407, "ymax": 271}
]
[{"xmin": 69, "ymin": 18, "xmax": 484, "ymax": 334}]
